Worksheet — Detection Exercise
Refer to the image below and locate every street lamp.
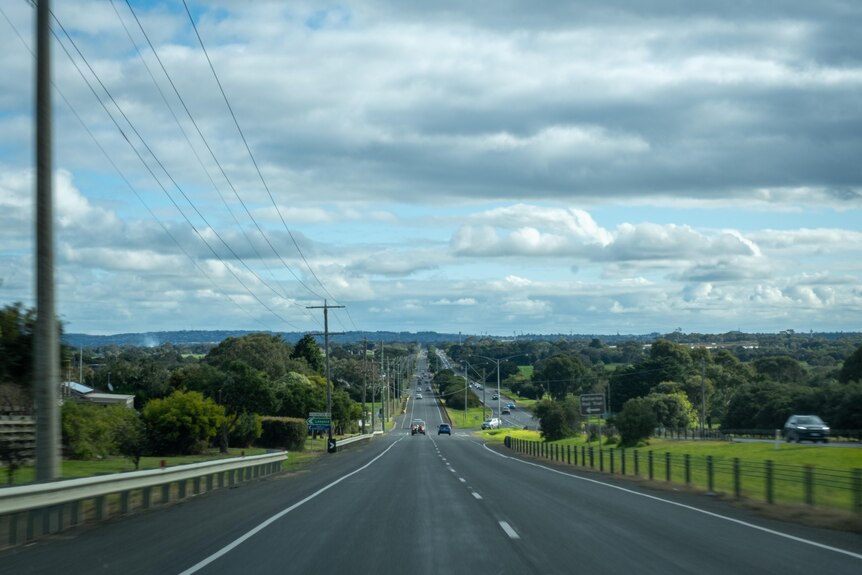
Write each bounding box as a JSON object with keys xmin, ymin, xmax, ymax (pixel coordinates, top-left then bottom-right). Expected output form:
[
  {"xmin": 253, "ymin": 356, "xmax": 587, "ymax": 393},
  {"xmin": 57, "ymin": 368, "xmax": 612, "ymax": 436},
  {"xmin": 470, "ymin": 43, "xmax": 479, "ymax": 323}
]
[{"xmin": 474, "ymin": 354, "xmax": 527, "ymax": 420}]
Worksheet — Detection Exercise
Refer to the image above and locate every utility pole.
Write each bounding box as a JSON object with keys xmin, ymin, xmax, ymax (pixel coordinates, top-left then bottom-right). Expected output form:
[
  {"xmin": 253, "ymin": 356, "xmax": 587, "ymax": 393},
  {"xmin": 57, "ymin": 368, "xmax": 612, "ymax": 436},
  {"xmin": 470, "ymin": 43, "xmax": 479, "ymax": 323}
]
[
  {"xmin": 306, "ymin": 300, "xmax": 344, "ymax": 451},
  {"xmin": 362, "ymin": 338, "xmax": 367, "ymax": 435},
  {"xmin": 700, "ymin": 358, "xmax": 706, "ymax": 438},
  {"xmin": 34, "ymin": 0, "xmax": 60, "ymax": 482}
]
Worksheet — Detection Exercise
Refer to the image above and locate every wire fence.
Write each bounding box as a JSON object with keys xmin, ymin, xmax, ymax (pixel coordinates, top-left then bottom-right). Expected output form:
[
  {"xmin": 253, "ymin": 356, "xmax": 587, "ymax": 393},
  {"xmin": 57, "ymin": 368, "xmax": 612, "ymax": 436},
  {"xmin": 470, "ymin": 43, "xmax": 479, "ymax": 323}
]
[
  {"xmin": 652, "ymin": 427, "xmax": 862, "ymax": 442},
  {"xmin": 504, "ymin": 437, "xmax": 862, "ymax": 513}
]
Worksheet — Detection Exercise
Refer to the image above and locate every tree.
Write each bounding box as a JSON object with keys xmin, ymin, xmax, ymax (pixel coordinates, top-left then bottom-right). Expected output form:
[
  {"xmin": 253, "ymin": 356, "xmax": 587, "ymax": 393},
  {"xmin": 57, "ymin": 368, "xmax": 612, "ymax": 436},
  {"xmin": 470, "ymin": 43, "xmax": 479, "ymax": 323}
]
[
  {"xmin": 617, "ymin": 398, "xmax": 658, "ymax": 447},
  {"xmin": 839, "ymin": 344, "xmax": 862, "ymax": 383},
  {"xmin": 143, "ymin": 390, "xmax": 225, "ymax": 455},
  {"xmin": 205, "ymin": 333, "xmax": 294, "ymax": 380},
  {"xmin": 532, "ymin": 354, "xmax": 587, "ymax": 400},
  {"xmin": 114, "ymin": 411, "xmax": 148, "ymax": 470},
  {"xmin": 216, "ymin": 361, "xmax": 279, "ymax": 451},
  {"xmin": 646, "ymin": 392, "xmax": 698, "ymax": 429},
  {"xmin": 754, "ymin": 356, "xmax": 808, "ymax": 385},
  {"xmin": 534, "ymin": 397, "xmax": 581, "ymax": 441},
  {"xmin": 274, "ymin": 372, "xmax": 326, "ymax": 418},
  {"xmin": 291, "ymin": 334, "xmax": 324, "ymax": 373}
]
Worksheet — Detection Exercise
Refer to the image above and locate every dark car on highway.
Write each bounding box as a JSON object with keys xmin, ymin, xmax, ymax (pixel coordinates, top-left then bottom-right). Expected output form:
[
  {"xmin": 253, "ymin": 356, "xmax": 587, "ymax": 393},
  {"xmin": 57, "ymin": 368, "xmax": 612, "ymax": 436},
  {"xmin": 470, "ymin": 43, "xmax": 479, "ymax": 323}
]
[
  {"xmin": 438, "ymin": 423, "xmax": 451, "ymax": 435},
  {"xmin": 783, "ymin": 415, "xmax": 830, "ymax": 443}
]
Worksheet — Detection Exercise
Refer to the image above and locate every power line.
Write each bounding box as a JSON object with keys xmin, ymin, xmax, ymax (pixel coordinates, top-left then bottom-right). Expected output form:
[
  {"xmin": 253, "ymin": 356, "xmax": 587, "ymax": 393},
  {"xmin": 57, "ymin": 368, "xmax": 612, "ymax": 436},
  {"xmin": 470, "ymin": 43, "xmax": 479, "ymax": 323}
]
[
  {"xmin": 41, "ymin": 7, "xmax": 303, "ymax": 329},
  {"xmin": 114, "ymin": 0, "xmax": 322, "ymax": 329},
  {"xmin": 180, "ymin": 0, "xmax": 357, "ymax": 331}
]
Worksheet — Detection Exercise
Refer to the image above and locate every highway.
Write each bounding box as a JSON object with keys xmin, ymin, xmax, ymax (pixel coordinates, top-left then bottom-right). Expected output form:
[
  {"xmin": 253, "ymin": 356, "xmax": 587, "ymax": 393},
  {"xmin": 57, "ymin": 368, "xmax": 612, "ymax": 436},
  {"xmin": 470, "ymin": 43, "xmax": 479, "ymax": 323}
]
[{"xmin": 2, "ymin": 358, "xmax": 861, "ymax": 573}]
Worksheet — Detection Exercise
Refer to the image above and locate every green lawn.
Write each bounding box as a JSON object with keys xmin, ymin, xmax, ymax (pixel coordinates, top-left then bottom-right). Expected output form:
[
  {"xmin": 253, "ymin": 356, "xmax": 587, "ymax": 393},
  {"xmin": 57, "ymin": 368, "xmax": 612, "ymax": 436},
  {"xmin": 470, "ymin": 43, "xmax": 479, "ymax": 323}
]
[
  {"xmin": 494, "ymin": 433, "xmax": 862, "ymax": 512},
  {"xmin": 517, "ymin": 365, "xmax": 534, "ymax": 378},
  {"xmin": 445, "ymin": 406, "xmax": 493, "ymax": 429}
]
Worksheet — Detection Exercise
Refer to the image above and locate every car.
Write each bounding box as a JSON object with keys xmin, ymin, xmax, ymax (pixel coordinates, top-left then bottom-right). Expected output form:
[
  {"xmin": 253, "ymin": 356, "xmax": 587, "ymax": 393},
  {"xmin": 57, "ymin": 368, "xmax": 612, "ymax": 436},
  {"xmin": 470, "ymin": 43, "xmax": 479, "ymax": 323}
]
[
  {"xmin": 501, "ymin": 408, "xmax": 511, "ymax": 415},
  {"xmin": 416, "ymin": 393, "xmax": 423, "ymax": 399},
  {"xmin": 438, "ymin": 423, "xmax": 451, "ymax": 435},
  {"xmin": 411, "ymin": 419, "xmax": 426, "ymax": 435},
  {"xmin": 492, "ymin": 394, "xmax": 499, "ymax": 400},
  {"xmin": 506, "ymin": 402, "xmax": 516, "ymax": 409},
  {"xmin": 425, "ymin": 386, "xmax": 431, "ymax": 391},
  {"xmin": 481, "ymin": 418, "xmax": 500, "ymax": 430},
  {"xmin": 783, "ymin": 415, "xmax": 830, "ymax": 443}
]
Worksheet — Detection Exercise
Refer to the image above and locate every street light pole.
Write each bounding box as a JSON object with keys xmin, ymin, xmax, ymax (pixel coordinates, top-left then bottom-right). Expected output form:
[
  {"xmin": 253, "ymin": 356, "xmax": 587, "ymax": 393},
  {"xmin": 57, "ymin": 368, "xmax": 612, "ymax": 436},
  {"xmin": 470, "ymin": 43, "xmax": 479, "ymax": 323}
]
[{"xmin": 474, "ymin": 354, "xmax": 526, "ymax": 421}]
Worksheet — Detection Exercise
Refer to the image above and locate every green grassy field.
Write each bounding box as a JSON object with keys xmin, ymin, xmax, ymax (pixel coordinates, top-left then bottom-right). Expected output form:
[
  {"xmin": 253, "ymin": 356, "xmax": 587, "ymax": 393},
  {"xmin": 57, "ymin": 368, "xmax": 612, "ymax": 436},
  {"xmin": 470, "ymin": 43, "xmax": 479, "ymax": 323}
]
[
  {"xmin": 517, "ymin": 365, "xmax": 534, "ymax": 378},
  {"xmin": 444, "ymin": 406, "xmax": 493, "ymax": 429},
  {"xmin": 480, "ymin": 430, "xmax": 862, "ymax": 513}
]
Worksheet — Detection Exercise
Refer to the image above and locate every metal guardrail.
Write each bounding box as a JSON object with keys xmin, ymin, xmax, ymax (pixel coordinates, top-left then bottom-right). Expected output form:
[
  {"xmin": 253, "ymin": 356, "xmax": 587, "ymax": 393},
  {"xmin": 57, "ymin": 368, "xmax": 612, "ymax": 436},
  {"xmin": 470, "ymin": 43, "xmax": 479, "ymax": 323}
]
[{"xmin": 0, "ymin": 452, "xmax": 286, "ymax": 548}]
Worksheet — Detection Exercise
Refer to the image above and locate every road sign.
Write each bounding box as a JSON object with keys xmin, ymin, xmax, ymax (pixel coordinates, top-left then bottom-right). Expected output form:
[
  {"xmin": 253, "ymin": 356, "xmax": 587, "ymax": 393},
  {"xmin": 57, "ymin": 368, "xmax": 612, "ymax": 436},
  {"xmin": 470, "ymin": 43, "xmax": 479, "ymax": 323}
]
[
  {"xmin": 580, "ymin": 393, "xmax": 605, "ymax": 416},
  {"xmin": 307, "ymin": 411, "xmax": 332, "ymax": 427},
  {"xmin": 328, "ymin": 438, "xmax": 337, "ymax": 453}
]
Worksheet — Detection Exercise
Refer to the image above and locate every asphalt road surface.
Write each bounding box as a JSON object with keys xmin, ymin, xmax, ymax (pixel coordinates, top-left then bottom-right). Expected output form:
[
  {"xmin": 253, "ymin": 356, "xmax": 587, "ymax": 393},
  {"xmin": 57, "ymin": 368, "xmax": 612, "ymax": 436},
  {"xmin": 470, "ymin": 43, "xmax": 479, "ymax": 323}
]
[{"xmin": 3, "ymin": 395, "xmax": 861, "ymax": 573}]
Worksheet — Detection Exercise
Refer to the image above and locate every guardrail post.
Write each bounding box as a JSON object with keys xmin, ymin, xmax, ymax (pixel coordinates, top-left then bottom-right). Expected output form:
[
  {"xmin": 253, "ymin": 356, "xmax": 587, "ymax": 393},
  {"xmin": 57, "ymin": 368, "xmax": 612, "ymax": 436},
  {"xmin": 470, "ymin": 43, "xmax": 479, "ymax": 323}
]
[
  {"xmin": 854, "ymin": 469, "xmax": 862, "ymax": 514},
  {"xmin": 162, "ymin": 483, "xmax": 171, "ymax": 504},
  {"xmin": 120, "ymin": 491, "xmax": 130, "ymax": 514},
  {"xmin": 567, "ymin": 445, "xmax": 571, "ymax": 465},
  {"xmin": 178, "ymin": 480, "xmax": 187, "ymax": 500},
  {"xmin": 206, "ymin": 475, "xmax": 213, "ymax": 492},
  {"xmin": 599, "ymin": 448, "xmax": 604, "ymax": 472},
  {"xmin": 589, "ymin": 446, "xmax": 594, "ymax": 468},
  {"xmin": 581, "ymin": 445, "xmax": 586, "ymax": 465},
  {"xmin": 95, "ymin": 496, "xmax": 105, "ymax": 521},
  {"xmin": 765, "ymin": 460, "xmax": 774, "ymax": 504},
  {"xmin": 610, "ymin": 449, "xmax": 615, "ymax": 474},
  {"xmin": 665, "ymin": 452, "xmax": 671, "ymax": 482},
  {"xmin": 804, "ymin": 465, "xmax": 814, "ymax": 506},
  {"xmin": 142, "ymin": 487, "xmax": 151, "ymax": 509},
  {"xmin": 193, "ymin": 477, "xmax": 201, "ymax": 495},
  {"xmin": 684, "ymin": 454, "xmax": 691, "ymax": 485},
  {"xmin": 621, "ymin": 449, "xmax": 626, "ymax": 476},
  {"xmin": 69, "ymin": 500, "xmax": 80, "ymax": 526},
  {"xmin": 634, "ymin": 450, "xmax": 639, "ymax": 476},
  {"xmin": 733, "ymin": 458, "xmax": 741, "ymax": 498},
  {"xmin": 648, "ymin": 451, "xmax": 654, "ymax": 480},
  {"xmin": 574, "ymin": 444, "xmax": 578, "ymax": 466},
  {"xmin": 707, "ymin": 456, "xmax": 714, "ymax": 494}
]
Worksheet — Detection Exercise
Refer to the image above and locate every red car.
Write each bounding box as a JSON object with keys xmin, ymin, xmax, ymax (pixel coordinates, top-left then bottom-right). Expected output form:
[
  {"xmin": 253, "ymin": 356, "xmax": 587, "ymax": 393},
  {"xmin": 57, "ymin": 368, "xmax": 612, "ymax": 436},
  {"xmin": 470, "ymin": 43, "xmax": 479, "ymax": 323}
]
[{"xmin": 411, "ymin": 420, "xmax": 426, "ymax": 435}]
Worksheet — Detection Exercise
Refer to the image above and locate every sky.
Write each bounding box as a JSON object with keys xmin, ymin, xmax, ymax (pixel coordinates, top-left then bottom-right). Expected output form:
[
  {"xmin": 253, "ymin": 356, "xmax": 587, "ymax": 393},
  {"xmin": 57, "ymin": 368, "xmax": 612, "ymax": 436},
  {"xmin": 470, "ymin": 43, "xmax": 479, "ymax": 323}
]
[{"xmin": 1, "ymin": 0, "xmax": 861, "ymax": 337}]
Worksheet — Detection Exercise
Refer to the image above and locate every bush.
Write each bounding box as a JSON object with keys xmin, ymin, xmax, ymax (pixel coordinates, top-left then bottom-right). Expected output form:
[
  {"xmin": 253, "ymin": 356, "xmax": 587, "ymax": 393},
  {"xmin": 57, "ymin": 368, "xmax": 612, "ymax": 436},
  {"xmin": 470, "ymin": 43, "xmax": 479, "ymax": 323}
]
[
  {"xmin": 229, "ymin": 411, "xmax": 263, "ymax": 448},
  {"xmin": 259, "ymin": 417, "xmax": 307, "ymax": 451},
  {"xmin": 143, "ymin": 390, "xmax": 225, "ymax": 455},
  {"xmin": 616, "ymin": 398, "xmax": 657, "ymax": 447}
]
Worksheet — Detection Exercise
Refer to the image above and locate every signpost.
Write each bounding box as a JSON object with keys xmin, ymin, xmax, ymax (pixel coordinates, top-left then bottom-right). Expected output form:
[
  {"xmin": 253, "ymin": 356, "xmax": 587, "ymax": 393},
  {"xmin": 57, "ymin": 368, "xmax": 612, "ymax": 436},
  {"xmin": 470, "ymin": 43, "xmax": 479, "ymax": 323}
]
[
  {"xmin": 580, "ymin": 394, "xmax": 605, "ymax": 448},
  {"xmin": 579, "ymin": 394, "xmax": 605, "ymax": 416},
  {"xmin": 307, "ymin": 412, "xmax": 332, "ymax": 451}
]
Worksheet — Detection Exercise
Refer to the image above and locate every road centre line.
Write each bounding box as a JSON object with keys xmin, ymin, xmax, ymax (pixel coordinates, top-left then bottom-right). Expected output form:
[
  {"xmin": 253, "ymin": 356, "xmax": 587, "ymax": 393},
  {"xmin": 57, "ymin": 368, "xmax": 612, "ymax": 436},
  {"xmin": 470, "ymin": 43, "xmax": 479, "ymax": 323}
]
[
  {"xmin": 499, "ymin": 521, "xmax": 520, "ymax": 539},
  {"xmin": 472, "ymin": 492, "xmax": 483, "ymax": 500},
  {"xmin": 176, "ymin": 437, "xmax": 406, "ymax": 575},
  {"xmin": 483, "ymin": 444, "xmax": 862, "ymax": 561}
]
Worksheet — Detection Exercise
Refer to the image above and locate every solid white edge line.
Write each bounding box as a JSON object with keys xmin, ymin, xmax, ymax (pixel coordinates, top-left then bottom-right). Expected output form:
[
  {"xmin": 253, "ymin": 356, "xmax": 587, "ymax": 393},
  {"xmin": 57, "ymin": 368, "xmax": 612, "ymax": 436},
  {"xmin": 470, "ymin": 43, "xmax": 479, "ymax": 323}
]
[
  {"xmin": 177, "ymin": 437, "xmax": 405, "ymax": 575},
  {"xmin": 499, "ymin": 520, "xmax": 520, "ymax": 539},
  {"xmin": 482, "ymin": 444, "xmax": 862, "ymax": 561},
  {"xmin": 472, "ymin": 492, "xmax": 483, "ymax": 500}
]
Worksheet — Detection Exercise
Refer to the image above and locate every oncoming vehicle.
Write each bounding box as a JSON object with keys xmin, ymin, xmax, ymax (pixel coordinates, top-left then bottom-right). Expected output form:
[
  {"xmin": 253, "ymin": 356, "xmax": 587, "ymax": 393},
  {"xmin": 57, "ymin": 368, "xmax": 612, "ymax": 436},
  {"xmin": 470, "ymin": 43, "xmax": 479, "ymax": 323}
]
[
  {"xmin": 411, "ymin": 420, "xmax": 426, "ymax": 435},
  {"xmin": 783, "ymin": 415, "xmax": 830, "ymax": 443},
  {"xmin": 481, "ymin": 418, "xmax": 500, "ymax": 430},
  {"xmin": 438, "ymin": 423, "xmax": 451, "ymax": 435}
]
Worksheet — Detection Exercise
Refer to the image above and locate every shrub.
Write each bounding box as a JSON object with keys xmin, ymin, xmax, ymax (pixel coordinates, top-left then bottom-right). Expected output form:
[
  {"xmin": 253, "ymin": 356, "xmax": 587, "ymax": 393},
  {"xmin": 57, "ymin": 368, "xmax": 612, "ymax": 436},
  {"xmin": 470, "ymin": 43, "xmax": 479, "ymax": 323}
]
[
  {"xmin": 229, "ymin": 411, "xmax": 263, "ymax": 448},
  {"xmin": 616, "ymin": 397, "xmax": 657, "ymax": 447},
  {"xmin": 143, "ymin": 390, "xmax": 225, "ymax": 455},
  {"xmin": 259, "ymin": 417, "xmax": 307, "ymax": 451}
]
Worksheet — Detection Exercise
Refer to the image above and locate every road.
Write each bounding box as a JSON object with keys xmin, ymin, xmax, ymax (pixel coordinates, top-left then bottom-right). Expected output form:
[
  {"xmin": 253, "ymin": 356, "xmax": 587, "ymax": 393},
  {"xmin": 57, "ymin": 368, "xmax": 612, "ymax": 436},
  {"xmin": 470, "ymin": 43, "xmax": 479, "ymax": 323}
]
[
  {"xmin": 2, "ymin": 357, "xmax": 860, "ymax": 573},
  {"xmin": 436, "ymin": 349, "xmax": 536, "ymax": 429}
]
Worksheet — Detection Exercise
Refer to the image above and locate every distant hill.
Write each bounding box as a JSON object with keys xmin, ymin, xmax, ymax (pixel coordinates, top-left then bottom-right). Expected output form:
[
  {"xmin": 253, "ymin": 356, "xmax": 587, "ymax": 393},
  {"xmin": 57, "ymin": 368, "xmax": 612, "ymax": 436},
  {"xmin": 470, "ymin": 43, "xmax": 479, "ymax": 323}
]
[
  {"xmin": 61, "ymin": 329, "xmax": 862, "ymax": 349},
  {"xmin": 61, "ymin": 330, "xmax": 467, "ymax": 348}
]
